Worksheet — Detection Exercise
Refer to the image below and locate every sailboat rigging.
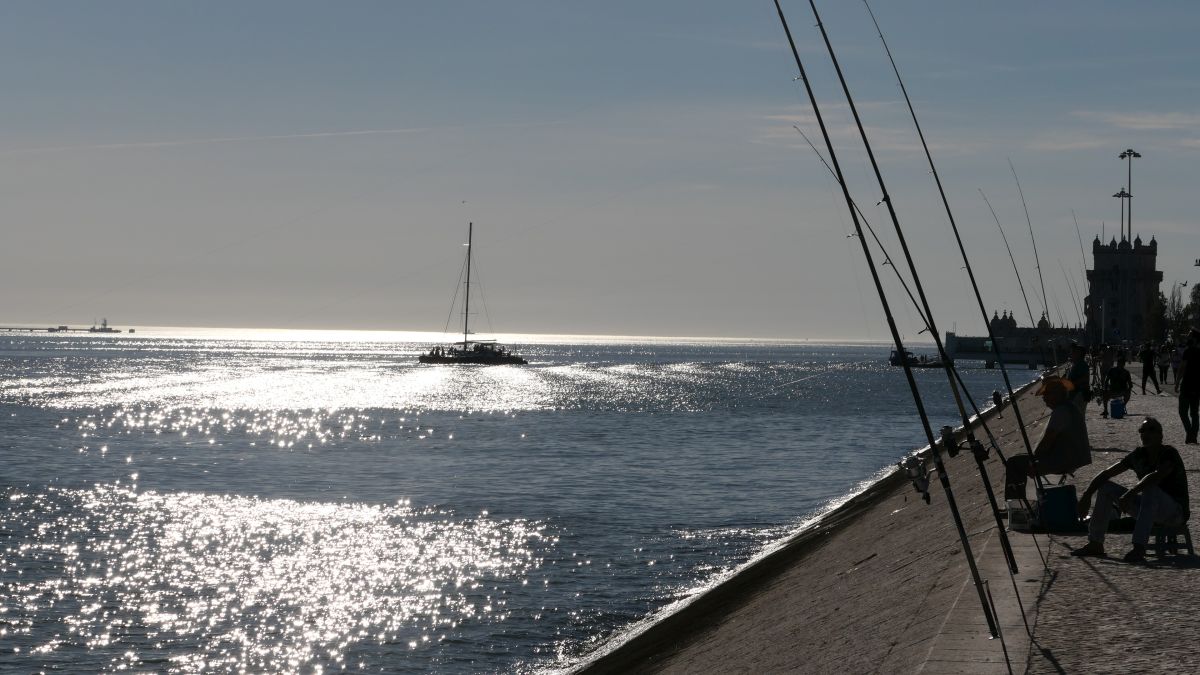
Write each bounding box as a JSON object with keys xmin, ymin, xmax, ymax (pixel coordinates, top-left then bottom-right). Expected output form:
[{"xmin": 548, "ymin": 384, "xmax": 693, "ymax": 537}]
[{"xmin": 419, "ymin": 222, "xmax": 528, "ymax": 365}]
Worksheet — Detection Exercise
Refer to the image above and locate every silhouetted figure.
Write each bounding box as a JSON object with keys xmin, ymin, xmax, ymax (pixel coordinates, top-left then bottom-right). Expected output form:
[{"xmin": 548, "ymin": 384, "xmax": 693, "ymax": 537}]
[
  {"xmin": 1138, "ymin": 342, "xmax": 1161, "ymax": 395},
  {"xmin": 1071, "ymin": 417, "xmax": 1189, "ymax": 562},
  {"xmin": 992, "ymin": 390, "xmax": 1003, "ymax": 417},
  {"xmin": 1175, "ymin": 329, "xmax": 1200, "ymax": 444},
  {"xmin": 1101, "ymin": 356, "xmax": 1133, "ymax": 418},
  {"xmin": 1158, "ymin": 343, "xmax": 1171, "ymax": 384},
  {"xmin": 1004, "ymin": 377, "xmax": 1092, "ymax": 500},
  {"xmin": 1171, "ymin": 344, "xmax": 1183, "ymax": 385},
  {"xmin": 1066, "ymin": 343, "xmax": 1091, "ymax": 413}
]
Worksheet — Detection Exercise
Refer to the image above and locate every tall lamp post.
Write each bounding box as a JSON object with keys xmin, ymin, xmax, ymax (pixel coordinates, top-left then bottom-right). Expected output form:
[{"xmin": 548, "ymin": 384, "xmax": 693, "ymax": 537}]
[
  {"xmin": 1119, "ymin": 148, "xmax": 1141, "ymax": 241},
  {"xmin": 1113, "ymin": 188, "xmax": 1130, "ymax": 241}
]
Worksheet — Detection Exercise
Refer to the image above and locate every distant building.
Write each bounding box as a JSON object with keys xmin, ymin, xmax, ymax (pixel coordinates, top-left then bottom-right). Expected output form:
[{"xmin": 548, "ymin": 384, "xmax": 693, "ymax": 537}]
[
  {"xmin": 1084, "ymin": 235, "xmax": 1163, "ymax": 345},
  {"xmin": 944, "ymin": 310, "xmax": 1081, "ymax": 369}
]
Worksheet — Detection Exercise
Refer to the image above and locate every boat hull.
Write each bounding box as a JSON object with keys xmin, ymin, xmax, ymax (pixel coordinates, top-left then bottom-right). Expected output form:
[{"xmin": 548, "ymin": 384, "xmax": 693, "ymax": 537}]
[{"xmin": 418, "ymin": 354, "xmax": 528, "ymax": 365}]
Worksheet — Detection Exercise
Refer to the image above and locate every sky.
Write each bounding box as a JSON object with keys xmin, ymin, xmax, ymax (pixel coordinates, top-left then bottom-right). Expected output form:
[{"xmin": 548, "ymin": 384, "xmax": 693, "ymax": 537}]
[{"xmin": 2, "ymin": 1, "xmax": 1198, "ymax": 341}]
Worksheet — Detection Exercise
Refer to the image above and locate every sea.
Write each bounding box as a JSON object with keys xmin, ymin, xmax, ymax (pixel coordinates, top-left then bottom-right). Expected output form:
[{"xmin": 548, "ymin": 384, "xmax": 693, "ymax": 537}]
[{"xmin": 0, "ymin": 328, "xmax": 1029, "ymax": 674}]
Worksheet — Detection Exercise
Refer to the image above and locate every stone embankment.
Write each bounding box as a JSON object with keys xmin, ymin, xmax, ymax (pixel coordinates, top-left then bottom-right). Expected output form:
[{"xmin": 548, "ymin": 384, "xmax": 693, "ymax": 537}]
[{"xmin": 577, "ymin": 365, "xmax": 1199, "ymax": 674}]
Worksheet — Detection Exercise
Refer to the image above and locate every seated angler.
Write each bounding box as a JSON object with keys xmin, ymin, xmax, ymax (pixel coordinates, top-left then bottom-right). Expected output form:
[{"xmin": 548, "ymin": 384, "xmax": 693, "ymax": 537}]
[
  {"xmin": 1071, "ymin": 417, "xmax": 1191, "ymax": 562},
  {"xmin": 1004, "ymin": 377, "xmax": 1093, "ymax": 500}
]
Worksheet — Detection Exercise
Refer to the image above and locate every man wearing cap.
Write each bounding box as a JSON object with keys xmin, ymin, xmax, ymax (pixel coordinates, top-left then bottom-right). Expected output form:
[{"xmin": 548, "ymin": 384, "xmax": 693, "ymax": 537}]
[
  {"xmin": 1071, "ymin": 417, "xmax": 1190, "ymax": 562},
  {"xmin": 1004, "ymin": 376, "xmax": 1092, "ymax": 500},
  {"xmin": 1175, "ymin": 329, "xmax": 1200, "ymax": 444}
]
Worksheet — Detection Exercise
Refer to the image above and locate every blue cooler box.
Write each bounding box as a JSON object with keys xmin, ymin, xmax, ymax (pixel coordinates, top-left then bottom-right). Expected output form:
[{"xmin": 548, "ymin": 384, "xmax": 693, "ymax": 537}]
[
  {"xmin": 1110, "ymin": 399, "xmax": 1126, "ymax": 418},
  {"xmin": 1039, "ymin": 485, "xmax": 1082, "ymax": 532}
]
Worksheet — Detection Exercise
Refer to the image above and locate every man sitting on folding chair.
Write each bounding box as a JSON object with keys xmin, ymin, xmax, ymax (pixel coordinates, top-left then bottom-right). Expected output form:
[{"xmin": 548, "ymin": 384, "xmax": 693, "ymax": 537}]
[
  {"xmin": 1004, "ymin": 377, "xmax": 1092, "ymax": 500},
  {"xmin": 1072, "ymin": 417, "xmax": 1191, "ymax": 563}
]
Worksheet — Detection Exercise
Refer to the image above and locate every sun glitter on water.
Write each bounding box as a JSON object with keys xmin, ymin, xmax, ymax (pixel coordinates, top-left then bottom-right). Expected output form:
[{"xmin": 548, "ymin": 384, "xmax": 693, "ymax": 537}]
[{"xmin": 2, "ymin": 485, "xmax": 547, "ymax": 673}]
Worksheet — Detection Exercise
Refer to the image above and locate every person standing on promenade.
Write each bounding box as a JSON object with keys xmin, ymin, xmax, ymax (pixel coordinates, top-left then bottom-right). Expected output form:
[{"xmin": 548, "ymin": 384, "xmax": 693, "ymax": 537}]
[
  {"xmin": 1067, "ymin": 343, "xmax": 1091, "ymax": 413},
  {"xmin": 1175, "ymin": 329, "xmax": 1200, "ymax": 444},
  {"xmin": 1171, "ymin": 342, "xmax": 1183, "ymax": 384},
  {"xmin": 1138, "ymin": 342, "xmax": 1162, "ymax": 395},
  {"xmin": 1071, "ymin": 417, "xmax": 1190, "ymax": 562},
  {"xmin": 1100, "ymin": 356, "xmax": 1133, "ymax": 418},
  {"xmin": 1158, "ymin": 343, "xmax": 1171, "ymax": 384},
  {"xmin": 1004, "ymin": 377, "xmax": 1091, "ymax": 499}
]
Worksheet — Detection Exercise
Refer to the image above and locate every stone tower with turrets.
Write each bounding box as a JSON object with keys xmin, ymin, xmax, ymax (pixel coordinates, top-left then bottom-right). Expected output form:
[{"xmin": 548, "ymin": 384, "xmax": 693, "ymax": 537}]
[{"xmin": 1085, "ymin": 235, "xmax": 1162, "ymax": 344}]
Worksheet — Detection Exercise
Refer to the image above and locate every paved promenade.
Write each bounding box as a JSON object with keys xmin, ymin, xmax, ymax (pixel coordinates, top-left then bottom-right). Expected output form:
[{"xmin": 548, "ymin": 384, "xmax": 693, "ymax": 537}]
[
  {"xmin": 577, "ymin": 365, "xmax": 1198, "ymax": 674},
  {"xmin": 1023, "ymin": 370, "xmax": 1199, "ymax": 673}
]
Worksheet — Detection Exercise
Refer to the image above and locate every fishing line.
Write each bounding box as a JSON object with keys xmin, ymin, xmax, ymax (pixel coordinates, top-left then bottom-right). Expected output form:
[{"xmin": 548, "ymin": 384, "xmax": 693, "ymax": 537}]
[
  {"xmin": 1010, "ymin": 159, "xmax": 1050, "ymax": 321},
  {"xmin": 768, "ymin": 366, "xmax": 845, "ymax": 393},
  {"xmin": 772, "ymin": 0, "xmax": 999, "ymax": 640},
  {"xmin": 1072, "ymin": 209, "xmax": 1090, "ymax": 291},
  {"xmin": 793, "ymin": 124, "xmax": 1009, "ymax": 464},
  {"xmin": 864, "ymin": 0, "xmax": 1049, "ymax": 577},
  {"xmin": 841, "ymin": 199, "xmax": 876, "ymax": 341},
  {"xmin": 1059, "ymin": 259, "xmax": 1083, "ymax": 326},
  {"xmin": 1051, "ymin": 292, "xmax": 1065, "ymax": 327},
  {"xmin": 980, "ymin": 188, "xmax": 1038, "ymax": 328},
  {"xmin": 807, "ymin": 0, "xmax": 1025, "ymax": 642},
  {"xmin": 821, "ymin": 150, "xmax": 876, "ymax": 341}
]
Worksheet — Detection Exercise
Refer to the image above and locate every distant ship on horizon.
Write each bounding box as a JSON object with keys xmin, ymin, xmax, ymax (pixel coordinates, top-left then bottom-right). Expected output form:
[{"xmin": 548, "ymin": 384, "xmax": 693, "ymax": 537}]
[{"xmin": 89, "ymin": 318, "xmax": 122, "ymax": 334}]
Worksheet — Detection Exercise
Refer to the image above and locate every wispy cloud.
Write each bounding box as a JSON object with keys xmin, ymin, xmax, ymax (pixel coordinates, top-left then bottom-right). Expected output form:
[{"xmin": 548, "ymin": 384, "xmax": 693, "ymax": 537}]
[
  {"xmin": 754, "ymin": 104, "xmax": 982, "ymax": 156},
  {"xmin": 2, "ymin": 128, "xmax": 432, "ymax": 155},
  {"xmin": 1074, "ymin": 111, "xmax": 1200, "ymax": 131},
  {"xmin": 1, "ymin": 121, "xmax": 568, "ymax": 156},
  {"xmin": 1025, "ymin": 135, "xmax": 1109, "ymax": 152}
]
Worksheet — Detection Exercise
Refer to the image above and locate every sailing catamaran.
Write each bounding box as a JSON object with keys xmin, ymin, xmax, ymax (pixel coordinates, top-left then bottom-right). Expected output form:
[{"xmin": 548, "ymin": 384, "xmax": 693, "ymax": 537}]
[{"xmin": 419, "ymin": 222, "xmax": 528, "ymax": 365}]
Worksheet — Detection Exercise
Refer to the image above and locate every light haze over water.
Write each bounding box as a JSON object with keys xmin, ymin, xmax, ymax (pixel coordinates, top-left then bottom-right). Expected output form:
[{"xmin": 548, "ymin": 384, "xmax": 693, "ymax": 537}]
[
  {"xmin": 2, "ymin": 2, "xmax": 1199, "ymax": 339},
  {"xmin": 1, "ymin": 329, "xmax": 1028, "ymax": 672}
]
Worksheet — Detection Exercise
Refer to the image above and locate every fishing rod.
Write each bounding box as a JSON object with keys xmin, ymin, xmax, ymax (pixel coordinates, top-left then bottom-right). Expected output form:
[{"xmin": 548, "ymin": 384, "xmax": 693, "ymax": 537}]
[
  {"xmin": 1009, "ymin": 159, "xmax": 1050, "ymax": 321},
  {"xmin": 802, "ymin": 0, "xmax": 1014, "ymax": 510},
  {"xmin": 793, "ymin": 124, "xmax": 1011, "ymax": 461},
  {"xmin": 859, "ymin": 0, "xmax": 1056, "ymax": 578},
  {"xmin": 1072, "ymin": 209, "xmax": 1090, "ymax": 292},
  {"xmin": 861, "ymin": 0, "xmax": 1052, "ymax": 578},
  {"xmin": 803, "ymin": 9, "xmax": 1038, "ymax": 655},
  {"xmin": 1059, "ymin": 259, "xmax": 1083, "ymax": 327},
  {"xmin": 775, "ymin": 0, "xmax": 999, "ymax": 640},
  {"xmin": 980, "ymin": 189, "xmax": 1038, "ymax": 328}
]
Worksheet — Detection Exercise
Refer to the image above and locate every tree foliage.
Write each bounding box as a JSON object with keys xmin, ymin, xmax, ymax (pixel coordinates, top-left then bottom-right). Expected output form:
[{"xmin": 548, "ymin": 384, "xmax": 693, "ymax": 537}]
[{"xmin": 1166, "ymin": 283, "xmax": 1200, "ymax": 342}]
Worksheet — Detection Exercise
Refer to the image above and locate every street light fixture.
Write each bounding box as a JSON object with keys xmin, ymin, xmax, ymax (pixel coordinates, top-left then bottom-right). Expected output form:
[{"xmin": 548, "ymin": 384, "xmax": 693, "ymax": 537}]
[
  {"xmin": 1119, "ymin": 148, "xmax": 1141, "ymax": 241},
  {"xmin": 1113, "ymin": 188, "xmax": 1130, "ymax": 241}
]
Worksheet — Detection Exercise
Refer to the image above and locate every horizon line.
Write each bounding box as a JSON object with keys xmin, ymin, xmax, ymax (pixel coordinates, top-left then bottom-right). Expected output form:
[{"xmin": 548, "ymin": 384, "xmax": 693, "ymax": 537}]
[{"xmin": 0, "ymin": 321, "xmax": 929, "ymax": 346}]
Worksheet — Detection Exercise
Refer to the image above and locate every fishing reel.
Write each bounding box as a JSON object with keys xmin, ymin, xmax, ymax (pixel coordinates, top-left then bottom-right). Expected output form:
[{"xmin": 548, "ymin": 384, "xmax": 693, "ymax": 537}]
[
  {"xmin": 939, "ymin": 425, "xmax": 989, "ymax": 462},
  {"xmin": 898, "ymin": 454, "xmax": 931, "ymax": 504}
]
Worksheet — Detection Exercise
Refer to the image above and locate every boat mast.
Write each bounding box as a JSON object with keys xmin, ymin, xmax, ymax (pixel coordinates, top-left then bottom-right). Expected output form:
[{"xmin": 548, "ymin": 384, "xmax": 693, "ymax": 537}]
[{"xmin": 463, "ymin": 222, "xmax": 473, "ymax": 347}]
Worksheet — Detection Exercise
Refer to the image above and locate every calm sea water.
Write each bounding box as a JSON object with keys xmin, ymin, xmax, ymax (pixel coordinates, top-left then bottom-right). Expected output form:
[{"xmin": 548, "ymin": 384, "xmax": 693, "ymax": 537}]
[{"xmin": 0, "ymin": 329, "xmax": 1026, "ymax": 673}]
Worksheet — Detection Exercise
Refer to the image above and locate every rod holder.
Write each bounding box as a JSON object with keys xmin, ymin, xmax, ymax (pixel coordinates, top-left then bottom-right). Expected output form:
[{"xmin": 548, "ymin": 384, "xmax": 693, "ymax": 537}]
[
  {"xmin": 940, "ymin": 425, "xmax": 959, "ymax": 458},
  {"xmin": 898, "ymin": 455, "xmax": 931, "ymax": 504}
]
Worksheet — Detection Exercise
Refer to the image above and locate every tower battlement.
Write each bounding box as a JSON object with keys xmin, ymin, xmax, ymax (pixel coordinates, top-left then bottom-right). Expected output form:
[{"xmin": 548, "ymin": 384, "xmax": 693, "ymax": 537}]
[{"xmin": 1085, "ymin": 235, "xmax": 1162, "ymax": 344}]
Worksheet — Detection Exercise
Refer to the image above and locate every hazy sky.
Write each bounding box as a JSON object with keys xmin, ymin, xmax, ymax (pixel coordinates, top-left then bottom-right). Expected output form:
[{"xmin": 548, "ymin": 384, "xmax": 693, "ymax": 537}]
[{"xmin": 3, "ymin": 1, "xmax": 1198, "ymax": 340}]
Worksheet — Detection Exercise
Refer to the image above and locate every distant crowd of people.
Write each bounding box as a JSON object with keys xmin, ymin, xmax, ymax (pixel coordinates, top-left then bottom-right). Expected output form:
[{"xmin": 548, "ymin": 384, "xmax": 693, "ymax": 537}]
[
  {"xmin": 1085, "ymin": 332, "xmax": 1200, "ymax": 442},
  {"xmin": 1002, "ymin": 330, "xmax": 1196, "ymax": 564}
]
